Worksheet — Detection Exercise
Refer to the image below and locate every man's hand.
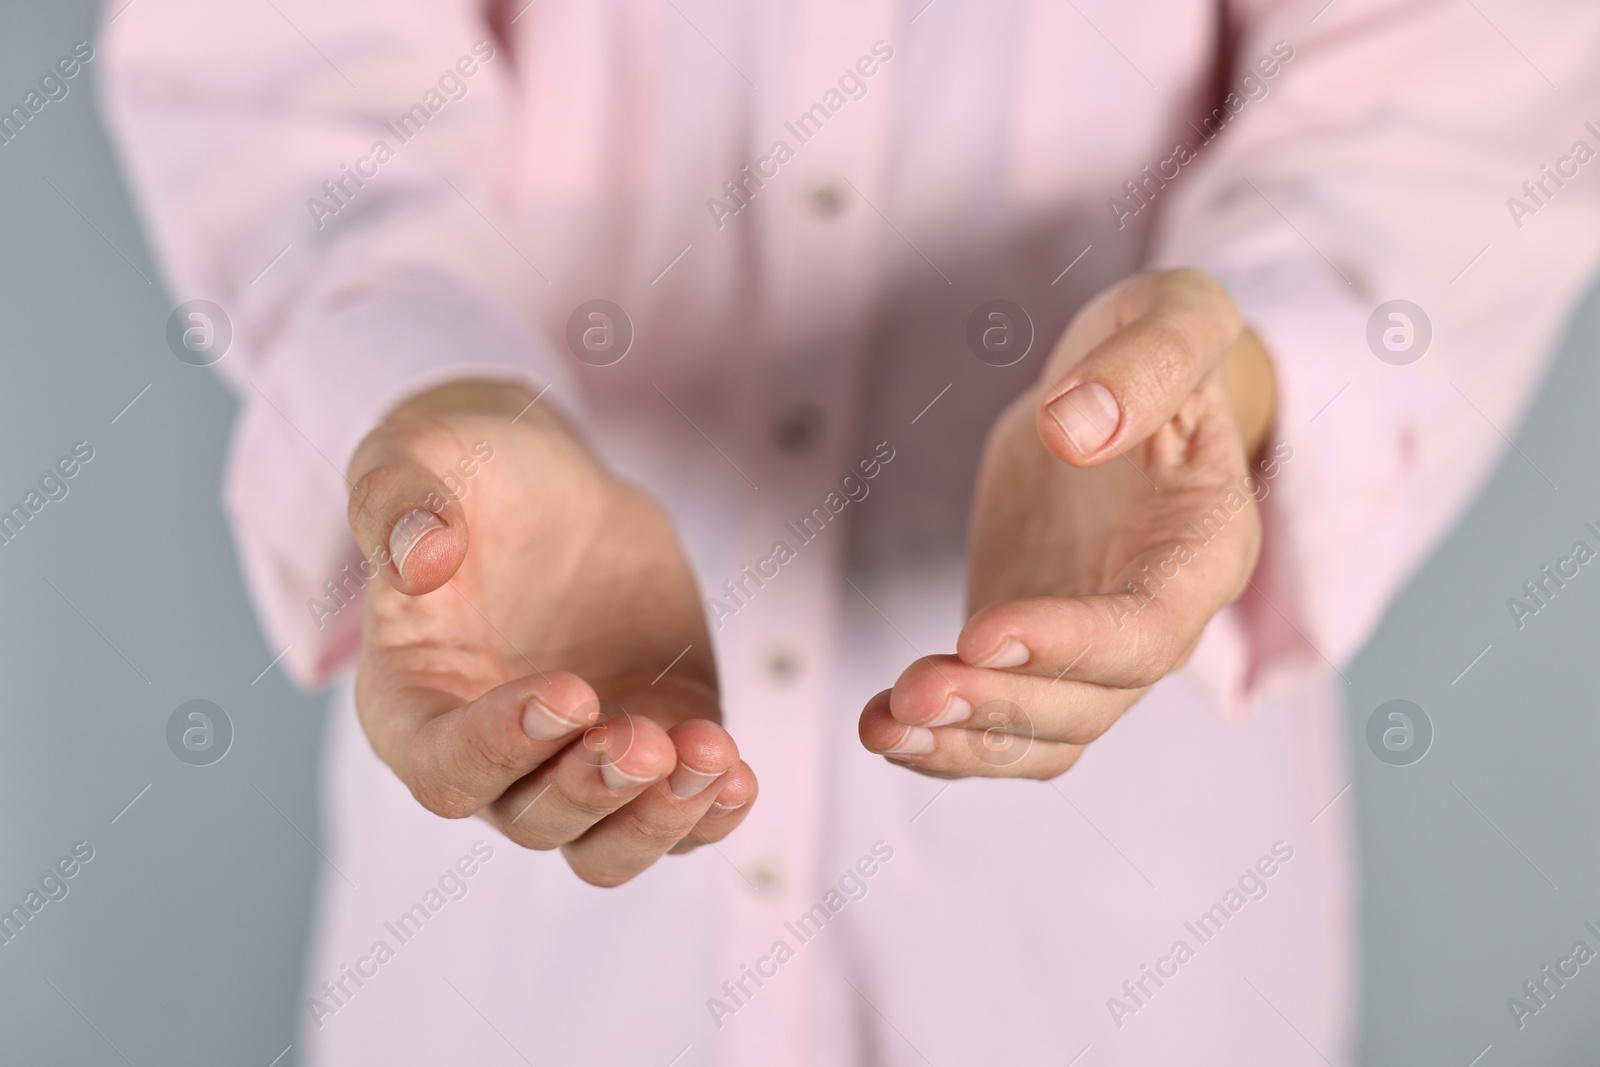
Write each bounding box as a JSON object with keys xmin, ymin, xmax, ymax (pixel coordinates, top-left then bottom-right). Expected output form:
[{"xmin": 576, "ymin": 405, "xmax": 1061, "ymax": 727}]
[
  {"xmin": 860, "ymin": 269, "xmax": 1278, "ymax": 778},
  {"xmin": 346, "ymin": 381, "xmax": 755, "ymax": 885}
]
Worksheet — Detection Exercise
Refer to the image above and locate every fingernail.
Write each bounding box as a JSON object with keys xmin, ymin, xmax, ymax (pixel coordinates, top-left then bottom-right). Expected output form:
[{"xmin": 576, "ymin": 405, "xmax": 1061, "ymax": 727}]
[
  {"xmin": 521, "ymin": 698, "xmax": 595, "ymax": 742},
  {"xmin": 709, "ymin": 798, "xmax": 746, "ymax": 815},
  {"xmin": 976, "ymin": 639, "xmax": 1030, "ymax": 669},
  {"xmin": 601, "ymin": 760, "xmax": 658, "ymax": 792},
  {"xmin": 389, "ymin": 507, "xmax": 445, "ymax": 578},
  {"xmin": 884, "ymin": 725, "xmax": 936, "ymax": 756},
  {"xmin": 1047, "ymin": 382, "xmax": 1120, "ymax": 455},
  {"xmin": 926, "ymin": 695, "xmax": 972, "ymax": 727},
  {"xmin": 667, "ymin": 762, "xmax": 721, "ymax": 799}
]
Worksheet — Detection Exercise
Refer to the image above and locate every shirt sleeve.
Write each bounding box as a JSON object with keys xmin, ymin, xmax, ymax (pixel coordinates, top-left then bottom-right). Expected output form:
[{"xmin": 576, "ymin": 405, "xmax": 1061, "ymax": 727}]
[
  {"xmin": 98, "ymin": 0, "xmax": 578, "ymax": 687},
  {"xmin": 1148, "ymin": 0, "xmax": 1600, "ymax": 719}
]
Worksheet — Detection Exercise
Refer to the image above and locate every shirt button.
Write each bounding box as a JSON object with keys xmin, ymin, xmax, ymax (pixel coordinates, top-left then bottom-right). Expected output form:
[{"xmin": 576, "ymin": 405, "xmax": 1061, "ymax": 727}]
[
  {"xmin": 750, "ymin": 860, "xmax": 783, "ymax": 893},
  {"xmin": 806, "ymin": 180, "xmax": 846, "ymax": 218},
  {"xmin": 772, "ymin": 404, "xmax": 824, "ymax": 454},
  {"xmin": 764, "ymin": 647, "xmax": 800, "ymax": 683}
]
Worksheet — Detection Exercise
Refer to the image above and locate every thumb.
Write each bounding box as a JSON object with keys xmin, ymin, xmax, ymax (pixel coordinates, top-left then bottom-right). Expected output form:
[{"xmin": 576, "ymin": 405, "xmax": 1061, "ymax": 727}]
[
  {"xmin": 346, "ymin": 427, "xmax": 470, "ymax": 595},
  {"xmin": 1035, "ymin": 269, "xmax": 1241, "ymax": 465}
]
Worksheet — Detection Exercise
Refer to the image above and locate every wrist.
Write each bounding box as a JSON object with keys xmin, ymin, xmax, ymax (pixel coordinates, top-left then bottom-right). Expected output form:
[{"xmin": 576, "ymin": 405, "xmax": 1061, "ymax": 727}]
[{"xmin": 387, "ymin": 379, "xmax": 538, "ymax": 422}]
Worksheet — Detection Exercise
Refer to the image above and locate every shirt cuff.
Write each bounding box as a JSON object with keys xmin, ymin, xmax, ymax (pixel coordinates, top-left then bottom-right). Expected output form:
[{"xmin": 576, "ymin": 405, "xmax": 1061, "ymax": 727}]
[{"xmin": 1175, "ymin": 259, "xmax": 1386, "ymax": 722}]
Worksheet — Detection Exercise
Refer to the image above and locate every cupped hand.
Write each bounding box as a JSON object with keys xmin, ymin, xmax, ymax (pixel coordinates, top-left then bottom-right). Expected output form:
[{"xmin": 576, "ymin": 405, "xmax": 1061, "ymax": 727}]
[
  {"xmin": 346, "ymin": 381, "xmax": 755, "ymax": 885},
  {"xmin": 860, "ymin": 269, "xmax": 1279, "ymax": 778}
]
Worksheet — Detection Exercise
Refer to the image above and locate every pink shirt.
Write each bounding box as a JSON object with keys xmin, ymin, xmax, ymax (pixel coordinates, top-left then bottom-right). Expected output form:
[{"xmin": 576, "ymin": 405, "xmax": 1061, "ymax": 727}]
[{"xmin": 102, "ymin": 0, "xmax": 1600, "ymax": 1063}]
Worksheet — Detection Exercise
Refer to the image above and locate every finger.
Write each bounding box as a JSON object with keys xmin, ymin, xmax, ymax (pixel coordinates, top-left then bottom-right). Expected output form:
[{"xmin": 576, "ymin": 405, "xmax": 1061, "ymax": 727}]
[
  {"xmin": 953, "ymin": 591, "xmax": 1208, "ymax": 690},
  {"xmin": 661, "ymin": 717, "xmax": 741, "ymax": 801},
  {"xmin": 487, "ymin": 710, "xmax": 678, "ymax": 853},
  {"xmin": 561, "ymin": 720, "xmax": 742, "ymax": 885},
  {"xmin": 346, "ymin": 423, "xmax": 470, "ymax": 594},
  {"xmin": 858, "ymin": 689, "xmax": 1084, "ymax": 780},
  {"xmin": 958, "ymin": 500, "xmax": 1260, "ymax": 688},
  {"xmin": 886, "ymin": 654, "xmax": 1141, "ymax": 746},
  {"xmin": 1037, "ymin": 270, "xmax": 1242, "ymax": 464},
  {"xmin": 363, "ymin": 671, "xmax": 604, "ymax": 819},
  {"xmin": 670, "ymin": 760, "xmax": 758, "ymax": 853}
]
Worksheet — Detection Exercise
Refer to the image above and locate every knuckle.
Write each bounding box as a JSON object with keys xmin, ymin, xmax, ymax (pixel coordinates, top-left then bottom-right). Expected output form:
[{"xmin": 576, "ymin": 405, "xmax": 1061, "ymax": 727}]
[
  {"xmin": 1139, "ymin": 321, "xmax": 1196, "ymax": 395},
  {"xmin": 496, "ymin": 816, "xmax": 561, "ymax": 852},
  {"xmin": 1170, "ymin": 634, "xmax": 1202, "ymax": 672},
  {"xmin": 620, "ymin": 804, "xmax": 695, "ymax": 846},
  {"xmin": 456, "ymin": 722, "xmax": 527, "ymax": 782},
  {"xmin": 407, "ymin": 777, "xmax": 479, "ymax": 820},
  {"xmin": 1112, "ymin": 640, "xmax": 1163, "ymax": 686},
  {"xmin": 1105, "ymin": 596, "xmax": 1186, "ymax": 687},
  {"xmin": 552, "ymin": 778, "xmax": 621, "ymax": 822},
  {"xmin": 344, "ymin": 470, "xmax": 380, "ymax": 531},
  {"xmin": 1121, "ymin": 657, "xmax": 1169, "ymax": 690},
  {"xmin": 1025, "ymin": 754, "xmax": 1080, "ymax": 781},
  {"xmin": 567, "ymin": 856, "xmax": 635, "ymax": 888},
  {"xmin": 1163, "ymin": 266, "xmax": 1212, "ymax": 299},
  {"xmin": 578, "ymin": 869, "xmax": 633, "ymax": 889},
  {"xmin": 1189, "ymin": 269, "xmax": 1239, "ymax": 318},
  {"xmin": 1062, "ymin": 708, "xmax": 1117, "ymax": 746},
  {"xmin": 403, "ymin": 727, "xmax": 499, "ymax": 819},
  {"xmin": 345, "ymin": 468, "xmax": 388, "ymax": 533},
  {"xmin": 1168, "ymin": 266, "xmax": 1217, "ymax": 296},
  {"xmin": 1167, "ymin": 268, "xmax": 1242, "ymax": 338},
  {"xmin": 1150, "ymin": 627, "xmax": 1188, "ymax": 676},
  {"xmin": 1110, "ymin": 276, "xmax": 1152, "ymax": 327}
]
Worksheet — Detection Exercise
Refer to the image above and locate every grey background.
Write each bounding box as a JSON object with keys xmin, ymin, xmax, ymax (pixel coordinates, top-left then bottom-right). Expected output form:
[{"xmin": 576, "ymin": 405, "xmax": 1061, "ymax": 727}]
[{"xmin": 1, "ymin": 2, "xmax": 1597, "ymax": 1064}]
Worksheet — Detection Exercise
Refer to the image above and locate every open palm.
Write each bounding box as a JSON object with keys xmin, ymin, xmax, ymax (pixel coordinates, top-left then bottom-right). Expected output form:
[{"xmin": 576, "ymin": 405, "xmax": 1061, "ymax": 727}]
[
  {"xmin": 347, "ymin": 381, "xmax": 755, "ymax": 885},
  {"xmin": 860, "ymin": 270, "xmax": 1278, "ymax": 778}
]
